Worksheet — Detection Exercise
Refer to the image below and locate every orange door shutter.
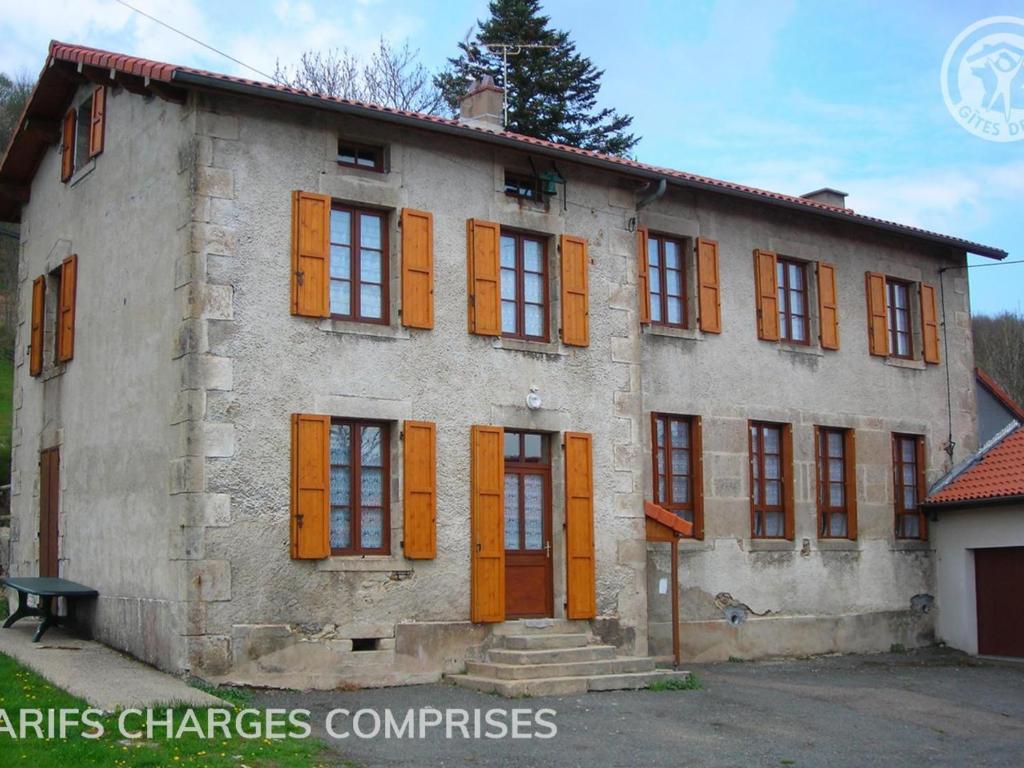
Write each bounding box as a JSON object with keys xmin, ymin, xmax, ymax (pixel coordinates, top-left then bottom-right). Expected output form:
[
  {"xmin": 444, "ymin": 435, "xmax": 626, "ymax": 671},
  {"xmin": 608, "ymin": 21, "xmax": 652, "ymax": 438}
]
[
  {"xmin": 560, "ymin": 234, "xmax": 589, "ymax": 346},
  {"xmin": 291, "ymin": 191, "xmax": 331, "ymax": 318},
  {"xmin": 29, "ymin": 276, "xmax": 45, "ymax": 377},
  {"xmin": 637, "ymin": 228, "xmax": 651, "ymax": 325},
  {"xmin": 865, "ymin": 272, "xmax": 888, "ymax": 356},
  {"xmin": 696, "ymin": 238, "xmax": 721, "ymax": 333},
  {"xmin": 57, "ymin": 254, "xmax": 78, "ymax": 363},
  {"xmin": 920, "ymin": 283, "xmax": 940, "ymax": 364},
  {"xmin": 401, "ymin": 208, "xmax": 434, "ymax": 329},
  {"xmin": 61, "ymin": 109, "xmax": 75, "ymax": 182},
  {"xmin": 753, "ymin": 249, "xmax": 779, "ymax": 340},
  {"xmin": 402, "ymin": 420, "xmax": 436, "ymax": 559},
  {"xmin": 470, "ymin": 425, "xmax": 505, "ymax": 622},
  {"xmin": 564, "ymin": 431, "xmax": 596, "ymax": 619},
  {"xmin": 817, "ymin": 261, "xmax": 840, "ymax": 350},
  {"xmin": 290, "ymin": 413, "xmax": 331, "ymax": 559},
  {"xmin": 89, "ymin": 86, "xmax": 106, "ymax": 158},
  {"xmin": 466, "ymin": 219, "xmax": 501, "ymax": 335}
]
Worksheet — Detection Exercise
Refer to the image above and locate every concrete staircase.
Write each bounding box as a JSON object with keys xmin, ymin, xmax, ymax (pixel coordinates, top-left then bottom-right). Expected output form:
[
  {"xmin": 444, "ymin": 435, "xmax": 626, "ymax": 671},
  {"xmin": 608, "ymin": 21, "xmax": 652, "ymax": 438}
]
[{"xmin": 448, "ymin": 620, "xmax": 690, "ymax": 697}]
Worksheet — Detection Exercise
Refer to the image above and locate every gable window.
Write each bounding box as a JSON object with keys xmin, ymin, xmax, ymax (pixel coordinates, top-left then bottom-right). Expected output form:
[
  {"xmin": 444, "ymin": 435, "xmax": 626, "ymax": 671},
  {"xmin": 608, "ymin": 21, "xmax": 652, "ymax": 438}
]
[
  {"xmin": 329, "ymin": 204, "xmax": 388, "ymax": 323},
  {"xmin": 647, "ymin": 233, "xmax": 687, "ymax": 327},
  {"xmin": 886, "ymin": 279, "xmax": 912, "ymax": 358},
  {"xmin": 652, "ymin": 414, "xmax": 702, "ymax": 536},
  {"xmin": 500, "ymin": 230, "xmax": 548, "ymax": 340},
  {"xmin": 777, "ymin": 258, "xmax": 808, "ymax": 343},
  {"xmin": 893, "ymin": 433, "xmax": 926, "ymax": 540},
  {"xmin": 750, "ymin": 421, "xmax": 792, "ymax": 539},
  {"xmin": 504, "ymin": 171, "xmax": 539, "ymax": 200},
  {"xmin": 337, "ymin": 141, "xmax": 384, "ymax": 172},
  {"xmin": 817, "ymin": 427, "xmax": 856, "ymax": 538},
  {"xmin": 330, "ymin": 419, "xmax": 390, "ymax": 555},
  {"xmin": 74, "ymin": 95, "xmax": 93, "ymax": 173}
]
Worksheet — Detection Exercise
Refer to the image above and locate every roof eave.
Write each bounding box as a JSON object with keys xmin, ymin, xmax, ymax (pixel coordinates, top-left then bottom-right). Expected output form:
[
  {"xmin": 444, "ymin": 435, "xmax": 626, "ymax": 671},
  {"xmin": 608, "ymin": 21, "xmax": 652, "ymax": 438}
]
[
  {"xmin": 173, "ymin": 71, "xmax": 1008, "ymax": 260},
  {"xmin": 923, "ymin": 493, "xmax": 1024, "ymax": 511}
]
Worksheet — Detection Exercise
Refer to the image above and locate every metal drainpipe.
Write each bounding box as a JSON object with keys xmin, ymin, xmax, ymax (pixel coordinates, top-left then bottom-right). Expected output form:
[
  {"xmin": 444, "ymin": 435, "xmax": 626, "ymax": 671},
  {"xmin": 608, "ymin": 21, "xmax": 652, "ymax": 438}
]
[{"xmin": 636, "ymin": 178, "xmax": 667, "ymax": 210}]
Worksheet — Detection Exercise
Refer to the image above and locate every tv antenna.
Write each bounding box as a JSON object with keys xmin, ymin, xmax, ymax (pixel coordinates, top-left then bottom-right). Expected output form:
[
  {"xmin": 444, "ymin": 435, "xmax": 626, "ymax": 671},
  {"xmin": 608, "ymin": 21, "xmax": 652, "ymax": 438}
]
[{"xmin": 480, "ymin": 42, "xmax": 556, "ymax": 126}]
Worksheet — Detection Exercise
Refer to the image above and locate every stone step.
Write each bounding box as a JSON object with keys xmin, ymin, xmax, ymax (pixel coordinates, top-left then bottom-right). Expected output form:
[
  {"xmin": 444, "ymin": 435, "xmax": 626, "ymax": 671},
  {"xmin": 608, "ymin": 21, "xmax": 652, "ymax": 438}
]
[
  {"xmin": 490, "ymin": 619, "xmax": 592, "ymax": 636},
  {"xmin": 502, "ymin": 633, "xmax": 590, "ymax": 651},
  {"xmin": 466, "ymin": 656, "xmax": 655, "ymax": 680},
  {"xmin": 449, "ymin": 669, "xmax": 692, "ymax": 697},
  {"xmin": 487, "ymin": 644, "xmax": 616, "ymax": 666}
]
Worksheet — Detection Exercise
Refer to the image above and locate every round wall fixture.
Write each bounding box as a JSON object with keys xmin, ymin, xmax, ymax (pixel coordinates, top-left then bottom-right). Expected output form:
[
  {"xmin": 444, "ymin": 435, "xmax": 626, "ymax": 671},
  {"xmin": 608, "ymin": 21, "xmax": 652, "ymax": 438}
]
[{"xmin": 526, "ymin": 386, "xmax": 543, "ymax": 410}]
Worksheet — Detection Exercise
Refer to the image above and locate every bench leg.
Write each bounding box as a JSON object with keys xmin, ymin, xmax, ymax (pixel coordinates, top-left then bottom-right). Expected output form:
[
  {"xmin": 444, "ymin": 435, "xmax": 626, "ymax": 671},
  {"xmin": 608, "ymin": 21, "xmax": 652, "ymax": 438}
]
[
  {"xmin": 32, "ymin": 596, "xmax": 58, "ymax": 642},
  {"xmin": 2, "ymin": 590, "xmax": 34, "ymax": 629}
]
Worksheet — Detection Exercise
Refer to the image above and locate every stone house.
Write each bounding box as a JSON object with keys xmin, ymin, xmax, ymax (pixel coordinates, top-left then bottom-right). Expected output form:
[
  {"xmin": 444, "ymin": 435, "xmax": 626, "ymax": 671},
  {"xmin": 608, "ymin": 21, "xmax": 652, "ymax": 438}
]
[{"xmin": 0, "ymin": 41, "xmax": 1008, "ymax": 689}]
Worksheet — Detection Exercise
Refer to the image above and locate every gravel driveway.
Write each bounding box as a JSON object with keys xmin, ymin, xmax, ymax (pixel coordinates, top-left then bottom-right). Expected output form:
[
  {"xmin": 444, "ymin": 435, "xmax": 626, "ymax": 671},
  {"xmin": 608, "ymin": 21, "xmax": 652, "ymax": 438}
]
[{"xmin": 253, "ymin": 648, "xmax": 1024, "ymax": 767}]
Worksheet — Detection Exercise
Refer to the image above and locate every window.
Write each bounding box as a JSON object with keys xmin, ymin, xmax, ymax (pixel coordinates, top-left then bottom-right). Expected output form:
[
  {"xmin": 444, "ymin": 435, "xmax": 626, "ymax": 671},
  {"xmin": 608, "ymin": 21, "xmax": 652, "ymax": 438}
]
[
  {"xmin": 329, "ymin": 419, "xmax": 390, "ymax": 555},
  {"xmin": 504, "ymin": 171, "xmax": 539, "ymax": 200},
  {"xmin": 500, "ymin": 230, "xmax": 548, "ymax": 340},
  {"xmin": 74, "ymin": 96, "xmax": 92, "ymax": 175},
  {"xmin": 886, "ymin": 279, "xmax": 912, "ymax": 358},
  {"xmin": 893, "ymin": 434, "xmax": 926, "ymax": 539},
  {"xmin": 652, "ymin": 414, "xmax": 701, "ymax": 536},
  {"xmin": 777, "ymin": 258, "xmax": 808, "ymax": 343},
  {"xmin": 817, "ymin": 427, "xmax": 854, "ymax": 538},
  {"xmin": 337, "ymin": 141, "xmax": 384, "ymax": 171},
  {"xmin": 329, "ymin": 205, "xmax": 388, "ymax": 323},
  {"xmin": 647, "ymin": 233, "xmax": 687, "ymax": 327},
  {"xmin": 503, "ymin": 430, "xmax": 550, "ymax": 550},
  {"xmin": 750, "ymin": 422, "xmax": 789, "ymax": 538}
]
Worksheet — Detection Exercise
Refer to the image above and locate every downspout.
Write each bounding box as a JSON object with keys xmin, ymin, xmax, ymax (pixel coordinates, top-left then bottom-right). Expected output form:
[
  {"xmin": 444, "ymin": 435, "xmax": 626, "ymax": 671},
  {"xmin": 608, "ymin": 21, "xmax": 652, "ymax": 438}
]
[{"xmin": 637, "ymin": 178, "xmax": 667, "ymax": 210}]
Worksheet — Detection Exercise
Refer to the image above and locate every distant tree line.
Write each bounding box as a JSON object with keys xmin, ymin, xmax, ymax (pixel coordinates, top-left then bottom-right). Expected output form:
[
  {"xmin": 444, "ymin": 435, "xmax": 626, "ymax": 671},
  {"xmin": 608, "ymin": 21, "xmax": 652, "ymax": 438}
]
[{"xmin": 973, "ymin": 311, "xmax": 1024, "ymax": 409}]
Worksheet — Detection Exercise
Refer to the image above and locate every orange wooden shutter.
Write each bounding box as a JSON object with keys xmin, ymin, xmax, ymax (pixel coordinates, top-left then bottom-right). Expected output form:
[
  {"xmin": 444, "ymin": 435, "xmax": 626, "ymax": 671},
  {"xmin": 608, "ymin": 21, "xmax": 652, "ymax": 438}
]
[
  {"xmin": 564, "ymin": 431, "xmax": 596, "ymax": 619},
  {"xmin": 470, "ymin": 425, "xmax": 505, "ymax": 622},
  {"xmin": 61, "ymin": 109, "xmax": 75, "ymax": 182},
  {"xmin": 844, "ymin": 429, "xmax": 858, "ymax": 540},
  {"xmin": 915, "ymin": 436, "xmax": 928, "ymax": 539},
  {"xmin": 692, "ymin": 416, "xmax": 705, "ymax": 540},
  {"xmin": 290, "ymin": 191, "xmax": 331, "ymax": 318},
  {"xmin": 865, "ymin": 272, "xmax": 888, "ymax": 356},
  {"xmin": 57, "ymin": 254, "xmax": 78, "ymax": 363},
  {"xmin": 402, "ymin": 420, "xmax": 436, "ymax": 559},
  {"xmin": 920, "ymin": 283, "xmax": 940, "ymax": 364},
  {"xmin": 401, "ymin": 208, "xmax": 434, "ymax": 329},
  {"xmin": 560, "ymin": 234, "xmax": 589, "ymax": 346},
  {"xmin": 290, "ymin": 413, "xmax": 331, "ymax": 559},
  {"xmin": 29, "ymin": 276, "xmax": 45, "ymax": 377},
  {"xmin": 696, "ymin": 238, "xmax": 721, "ymax": 333},
  {"xmin": 753, "ymin": 249, "xmax": 779, "ymax": 340},
  {"xmin": 89, "ymin": 86, "xmax": 106, "ymax": 158},
  {"xmin": 782, "ymin": 424, "xmax": 795, "ymax": 540},
  {"xmin": 637, "ymin": 228, "xmax": 651, "ymax": 325},
  {"xmin": 466, "ymin": 219, "xmax": 501, "ymax": 335},
  {"xmin": 817, "ymin": 261, "xmax": 840, "ymax": 350}
]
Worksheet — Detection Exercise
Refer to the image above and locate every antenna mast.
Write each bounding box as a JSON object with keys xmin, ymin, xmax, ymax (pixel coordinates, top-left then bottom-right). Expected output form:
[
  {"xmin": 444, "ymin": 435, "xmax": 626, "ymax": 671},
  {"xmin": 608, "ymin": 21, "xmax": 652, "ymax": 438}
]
[{"xmin": 480, "ymin": 42, "xmax": 556, "ymax": 127}]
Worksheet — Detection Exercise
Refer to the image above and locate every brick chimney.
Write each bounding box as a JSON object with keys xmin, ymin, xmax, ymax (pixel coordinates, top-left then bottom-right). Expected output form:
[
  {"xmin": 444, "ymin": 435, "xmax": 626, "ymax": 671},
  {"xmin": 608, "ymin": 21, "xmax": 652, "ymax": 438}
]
[
  {"xmin": 459, "ymin": 75, "xmax": 504, "ymax": 131},
  {"xmin": 801, "ymin": 187, "xmax": 848, "ymax": 208}
]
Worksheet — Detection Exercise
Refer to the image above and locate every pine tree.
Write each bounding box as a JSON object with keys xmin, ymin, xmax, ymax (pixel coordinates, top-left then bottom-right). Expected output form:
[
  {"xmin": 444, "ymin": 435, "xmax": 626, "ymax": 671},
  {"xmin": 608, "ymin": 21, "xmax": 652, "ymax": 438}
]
[{"xmin": 435, "ymin": 0, "xmax": 638, "ymax": 156}]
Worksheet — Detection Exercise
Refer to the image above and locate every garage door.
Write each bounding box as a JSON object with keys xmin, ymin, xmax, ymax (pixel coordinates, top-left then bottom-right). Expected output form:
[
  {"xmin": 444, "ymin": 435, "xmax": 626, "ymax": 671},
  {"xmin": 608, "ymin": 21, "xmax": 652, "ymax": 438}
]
[{"xmin": 975, "ymin": 547, "xmax": 1024, "ymax": 657}]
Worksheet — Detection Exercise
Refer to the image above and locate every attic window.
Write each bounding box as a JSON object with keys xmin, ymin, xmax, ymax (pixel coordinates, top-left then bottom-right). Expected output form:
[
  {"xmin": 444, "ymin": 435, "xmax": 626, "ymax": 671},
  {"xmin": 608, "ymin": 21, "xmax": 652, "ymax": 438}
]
[
  {"xmin": 337, "ymin": 141, "xmax": 384, "ymax": 172},
  {"xmin": 504, "ymin": 171, "xmax": 539, "ymax": 200}
]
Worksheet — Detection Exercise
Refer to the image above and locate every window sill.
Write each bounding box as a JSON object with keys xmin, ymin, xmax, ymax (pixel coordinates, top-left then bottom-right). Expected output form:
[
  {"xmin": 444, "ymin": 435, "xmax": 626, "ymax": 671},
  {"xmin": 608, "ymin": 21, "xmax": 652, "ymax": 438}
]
[
  {"xmin": 39, "ymin": 363, "xmax": 67, "ymax": 382},
  {"xmin": 643, "ymin": 325, "xmax": 702, "ymax": 342},
  {"xmin": 816, "ymin": 539, "xmax": 860, "ymax": 551},
  {"xmin": 68, "ymin": 159, "xmax": 96, "ymax": 187},
  {"xmin": 884, "ymin": 356, "xmax": 926, "ymax": 371},
  {"xmin": 746, "ymin": 539, "xmax": 796, "ymax": 552},
  {"xmin": 317, "ymin": 555, "xmax": 412, "ymax": 572},
  {"xmin": 318, "ymin": 318, "xmax": 410, "ymax": 341},
  {"xmin": 490, "ymin": 336, "xmax": 567, "ymax": 357},
  {"xmin": 891, "ymin": 539, "xmax": 932, "ymax": 552},
  {"xmin": 777, "ymin": 342, "xmax": 823, "ymax": 357}
]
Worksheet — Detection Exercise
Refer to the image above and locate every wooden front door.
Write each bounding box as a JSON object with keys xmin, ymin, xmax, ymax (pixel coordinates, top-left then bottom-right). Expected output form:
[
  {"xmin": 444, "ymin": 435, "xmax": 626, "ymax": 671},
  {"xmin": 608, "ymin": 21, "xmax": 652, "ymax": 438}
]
[
  {"xmin": 503, "ymin": 431, "xmax": 553, "ymax": 619},
  {"xmin": 975, "ymin": 546, "xmax": 1024, "ymax": 658},
  {"xmin": 39, "ymin": 447, "xmax": 60, "ymax": 578}
]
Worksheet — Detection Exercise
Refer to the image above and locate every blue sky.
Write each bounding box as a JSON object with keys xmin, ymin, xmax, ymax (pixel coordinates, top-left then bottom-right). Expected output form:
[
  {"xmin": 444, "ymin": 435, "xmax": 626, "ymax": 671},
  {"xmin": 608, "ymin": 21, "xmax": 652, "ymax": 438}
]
[{"xmin": 2, "ymin": 0, "xmax": 1022, "ymax": 314}]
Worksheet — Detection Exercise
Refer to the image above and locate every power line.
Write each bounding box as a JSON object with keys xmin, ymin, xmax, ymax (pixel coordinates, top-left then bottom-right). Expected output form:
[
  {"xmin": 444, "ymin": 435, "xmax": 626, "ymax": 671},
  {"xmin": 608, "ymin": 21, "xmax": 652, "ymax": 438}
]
[
  {"xmin": 113, "ymin": 0, "xmax": 276, "ymax": 82},
  {"xmin": 940, "ymin": 259, "xmax": 1024, "ymax": 272}
]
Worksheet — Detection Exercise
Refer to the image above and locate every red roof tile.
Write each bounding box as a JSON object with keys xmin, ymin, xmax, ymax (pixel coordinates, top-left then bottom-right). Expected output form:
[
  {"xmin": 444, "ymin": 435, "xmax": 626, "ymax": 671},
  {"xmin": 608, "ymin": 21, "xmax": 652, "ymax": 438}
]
[
  {"xmin": 0, "ymin": 40, "xmax": 1008, "ymax": 260},
  {"xmin": 925, "ymin": 426, "xmax": 1024, "ymax": 506},
  {"xmin": 644, "ymin": 501, "xmax": 694, "ymax": 537}
]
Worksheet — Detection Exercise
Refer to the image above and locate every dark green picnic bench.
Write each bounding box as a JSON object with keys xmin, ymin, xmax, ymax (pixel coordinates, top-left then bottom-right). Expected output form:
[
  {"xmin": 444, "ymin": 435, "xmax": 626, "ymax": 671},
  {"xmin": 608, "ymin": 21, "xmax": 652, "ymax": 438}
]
[{"xmin": 1, "ymin": 577, "xmax": 98, "ymax": 642}]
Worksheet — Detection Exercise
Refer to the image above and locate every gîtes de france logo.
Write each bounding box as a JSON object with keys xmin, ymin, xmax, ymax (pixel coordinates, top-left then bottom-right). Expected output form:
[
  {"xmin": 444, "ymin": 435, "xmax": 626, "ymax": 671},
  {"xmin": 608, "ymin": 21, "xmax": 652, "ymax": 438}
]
[{"xmin": 942, "ymin": 16, "xmax": 1024, "ymax": 141}]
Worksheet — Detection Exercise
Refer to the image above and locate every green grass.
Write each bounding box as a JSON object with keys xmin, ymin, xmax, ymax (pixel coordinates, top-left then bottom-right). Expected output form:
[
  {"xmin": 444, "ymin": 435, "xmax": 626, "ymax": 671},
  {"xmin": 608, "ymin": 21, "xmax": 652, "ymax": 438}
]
[
  {"xmin": 648, "ymin": 673, "xmax": 702, "ymax": 691},
  {"xmin": 0, "ymin": 652, "xmax": 344, "ymax": 767},
  {"xmin": 0, "ymin": 353, "xmax": 12, "ymax": 485}
]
